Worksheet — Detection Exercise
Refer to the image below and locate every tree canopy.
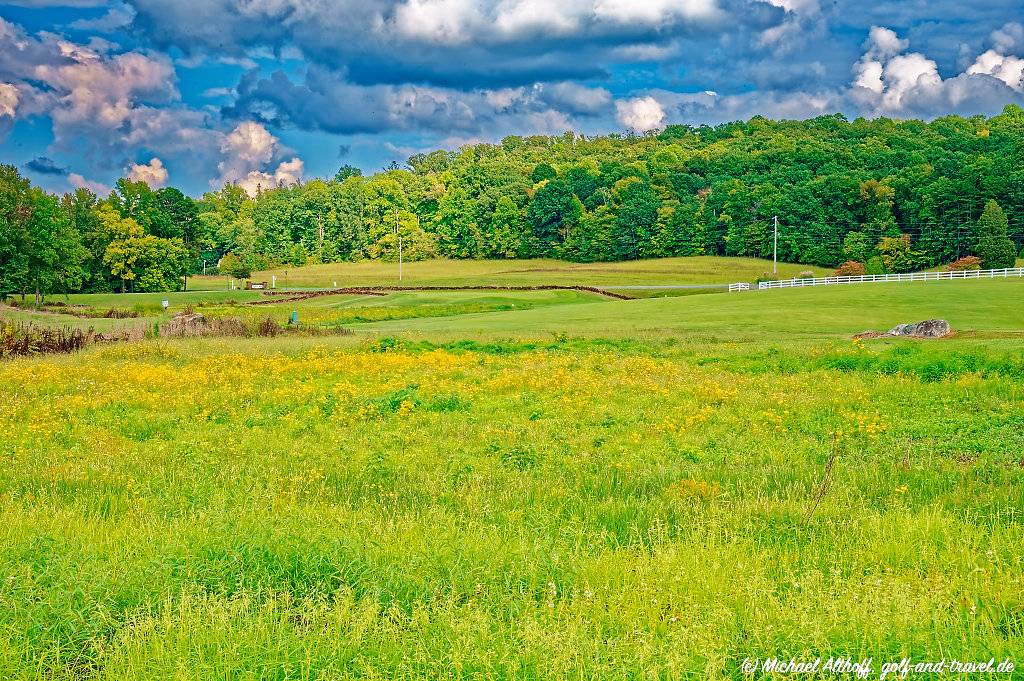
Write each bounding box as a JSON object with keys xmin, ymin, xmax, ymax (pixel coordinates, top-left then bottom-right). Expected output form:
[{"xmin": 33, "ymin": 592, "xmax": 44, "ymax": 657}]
[{"xmin": 4, "ymin": 106, "xmax": 1024, "ymax": 296}]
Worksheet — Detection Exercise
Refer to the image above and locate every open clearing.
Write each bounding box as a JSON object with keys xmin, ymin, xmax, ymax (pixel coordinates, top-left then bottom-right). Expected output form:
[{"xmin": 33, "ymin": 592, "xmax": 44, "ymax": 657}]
[
  {"xmin": 1, "ymin": 268, "xmax": 1023, "ymax": 678},
  {"xmin": 186, "ymin": 256, "xmax": 830, "ymax": 291},
  {"xmin": 363, "ymin": 279, "xmax": 1024, "ymax": 340}
]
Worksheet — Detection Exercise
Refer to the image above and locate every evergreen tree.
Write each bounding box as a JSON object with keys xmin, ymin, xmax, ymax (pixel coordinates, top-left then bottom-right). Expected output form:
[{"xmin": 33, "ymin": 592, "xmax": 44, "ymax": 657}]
[{"xmin": 974, "ymin": 200, "xmax": 1017, "ymax": 268}]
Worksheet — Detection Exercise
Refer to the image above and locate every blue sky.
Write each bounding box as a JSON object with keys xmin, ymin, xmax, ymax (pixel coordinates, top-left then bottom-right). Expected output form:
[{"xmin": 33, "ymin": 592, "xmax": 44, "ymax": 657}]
[{"xmin": 1, "ymin": 0, "xmax": 1023, "ymax": 196}]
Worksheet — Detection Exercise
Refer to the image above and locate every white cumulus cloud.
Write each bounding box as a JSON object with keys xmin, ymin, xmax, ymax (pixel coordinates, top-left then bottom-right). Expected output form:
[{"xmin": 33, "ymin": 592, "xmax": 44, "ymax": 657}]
[
  {"xmin": 68, "ymin": 172, "xmax": 112, "ymax": 195},
  {"xmin": 615, "ymin": 95, "xmax": 666, "ymax": 132},
  {"xmin": 967, "ymin": 50, "xmax": 1024, "ymax": 91},
  {"xmin": 126, "ymin": 157, "xmax": 169, "ymax": 187},
  {"xmin": 216, "ymin": 120, "xmax": 304, "ymax": 196},
  {"xmin": 850, "ymin": 26, "xmax": 1024, "ymax": 117},
  {"xmin": 0, "ymin": 82, "xmax": 19, "ymax": 118},
  {"xmin": 594, "ymin": 0, "xmax": 719, "ymax": 25},
  {"xmin": 393, "ymin": 0, "xmax": 482, "ymax": 44},
  {"xmin": 234, "ymin": 158, "xmax": 305, "ymax": 197}
]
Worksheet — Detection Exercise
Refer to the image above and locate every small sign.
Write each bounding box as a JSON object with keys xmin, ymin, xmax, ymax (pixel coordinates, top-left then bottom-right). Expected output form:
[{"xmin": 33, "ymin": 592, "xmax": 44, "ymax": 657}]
[{"xmin": 161, "ymin": 299, "xmax": 169, "ymax": 310}]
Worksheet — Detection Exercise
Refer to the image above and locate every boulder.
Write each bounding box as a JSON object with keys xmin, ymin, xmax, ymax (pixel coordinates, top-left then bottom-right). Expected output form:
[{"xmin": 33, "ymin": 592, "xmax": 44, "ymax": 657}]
[{"xmin": 886, "ymin": 319, "xmax": 952, "ymax": 338}]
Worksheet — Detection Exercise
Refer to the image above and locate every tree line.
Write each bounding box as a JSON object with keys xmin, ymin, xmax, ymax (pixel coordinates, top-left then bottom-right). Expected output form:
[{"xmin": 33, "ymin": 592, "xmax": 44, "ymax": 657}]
[{"xmin": 3, "ymin": 105, "xmax": 1024, "ymax": 297}]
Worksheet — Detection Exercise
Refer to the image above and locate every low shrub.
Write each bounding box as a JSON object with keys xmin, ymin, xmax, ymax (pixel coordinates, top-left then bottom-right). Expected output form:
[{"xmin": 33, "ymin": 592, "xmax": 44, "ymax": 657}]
[
  {"xmin": 159, "ymin": 312, "xmax": 347, "ymax": 339},
  {"xmin": 0, "ymin": 321, "xmax": 89, "ymax": 358},
  {"xmin": 865, "ymin": 256, "xmax": 886, "ymax": 275},
  {"xmin": 835, "ymin": 261, "xmax": 866, "ymax": 276},
  {"xmin": 947, "ymin": 256, "xmax": 982, "ymax": 271}
]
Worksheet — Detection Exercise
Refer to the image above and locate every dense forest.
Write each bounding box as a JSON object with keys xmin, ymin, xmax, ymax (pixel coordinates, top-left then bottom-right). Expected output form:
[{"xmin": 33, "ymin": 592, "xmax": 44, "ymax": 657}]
[{"xmin": 3, "ymin": 106, "xmax": 1024, "ymax": 296}]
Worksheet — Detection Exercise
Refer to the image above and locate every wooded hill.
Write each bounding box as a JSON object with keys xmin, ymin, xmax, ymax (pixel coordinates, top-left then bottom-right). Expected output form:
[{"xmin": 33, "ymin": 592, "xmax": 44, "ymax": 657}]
[{"xmin": 3, "ymin": 106, "xmax": 1023, "ymax": 294}]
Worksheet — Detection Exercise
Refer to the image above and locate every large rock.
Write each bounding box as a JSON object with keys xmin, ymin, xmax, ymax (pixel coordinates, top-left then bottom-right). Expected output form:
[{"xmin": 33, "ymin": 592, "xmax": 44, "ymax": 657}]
[{"xmin": 887, "ymin": 319, "xmax": 952, "ymax": 338}]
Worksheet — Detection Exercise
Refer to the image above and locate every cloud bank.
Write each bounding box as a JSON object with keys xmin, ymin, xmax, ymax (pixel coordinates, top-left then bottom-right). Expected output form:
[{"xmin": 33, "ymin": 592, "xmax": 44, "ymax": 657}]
[{"xmin": 1, "ymin": 2, "xmax": 1022, "ymax": 194}]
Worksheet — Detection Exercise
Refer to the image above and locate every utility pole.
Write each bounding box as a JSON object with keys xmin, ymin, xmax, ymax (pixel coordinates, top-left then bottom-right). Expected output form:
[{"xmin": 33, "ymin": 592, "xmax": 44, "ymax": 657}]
[{"xmin": 773, "ymin": 215, "xmax": 778, "ymax": 275}]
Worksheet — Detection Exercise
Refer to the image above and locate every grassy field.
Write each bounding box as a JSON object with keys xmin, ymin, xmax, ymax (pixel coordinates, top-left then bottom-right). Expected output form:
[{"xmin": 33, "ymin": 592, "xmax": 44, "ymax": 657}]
[
  {"xmin": 0, "ymin": 289, "xmax": 606, "ymax": 333},
  {"xmin": 183, "ymin": 256, "xmax": 828, "ymax": 291},
  {"xmin": 1, "ymin": 274, "xmax": 1023, "ymax": 678},
  {"xmin": 364, "ymin": 279, "xmax": 1024, "ymax": 341}
]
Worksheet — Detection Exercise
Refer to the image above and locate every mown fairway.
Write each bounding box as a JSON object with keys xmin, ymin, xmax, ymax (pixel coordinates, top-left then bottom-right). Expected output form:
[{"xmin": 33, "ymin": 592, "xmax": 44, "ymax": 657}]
[
  {"xmin": 1, "ymin": 279, "xmax": 1023, "ymax": 678},
  {"xmin": 365, "ymin": 279, "xmax": 1024, "ymax": 340},
  {"xmin": 190, "ymin": 256, "xmax": 830, "ymax": 290}
]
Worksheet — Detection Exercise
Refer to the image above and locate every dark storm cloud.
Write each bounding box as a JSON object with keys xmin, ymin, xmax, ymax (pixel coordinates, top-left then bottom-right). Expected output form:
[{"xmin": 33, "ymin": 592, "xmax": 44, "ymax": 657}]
[
  {"xmin": 222, "ymin": 65, "xmax": 614, "ymax": 136},
  {"xmin": 121, "ymin": 0, "xmax": 784, "ymax": 90},
  {"xmin": 24, "ymin": 156, "xmax": 69, "ymax": 175}
]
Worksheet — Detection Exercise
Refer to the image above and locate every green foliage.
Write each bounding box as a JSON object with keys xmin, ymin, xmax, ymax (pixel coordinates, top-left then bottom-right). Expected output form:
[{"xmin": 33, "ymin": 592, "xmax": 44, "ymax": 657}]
[
  {"xmin": 654, "ymin": 200, "xmax": 704, "ymax": 257},
  {"xmin": 875, "ymin": 235, "xmax": 923, "ymax": 273},
  {"xmin": 842, "ymin": 231, "xmax": 871, "ymax": 263},
  {"xmin": 864, "ymin": 256, "xmax": 886, "ymax": 275},
  {"xmin": 100, "ymin": 206, "xmax": 189, "ymax": 292},
  {"xmin": 610, "ymin": 177, "xmax": 659, "ymax": 260},
  {"xmin": 0, "ymin": 165, "xmax": 32, "ymax": 295},
  {"xmin": 333, "ymin": 164, "xmax": 362, "ymax": 182},
  {"xmin": 434, "ymin": 186, "xmax": 479, "ymax": 258},
  {"xmin": 975, "ymin": 200, "xmax": 1017, "ymax": 268},
  {"xmin": 485, "ymin": 196, "xmax": 525, "ymax": 258},
  {"xmin": 218, "ymin": 252, "xmax": 251, "ymax": 279},
  {"xmin": 9, "ymin": 108, "xmax": 1024, "ymax": 297},
  {"xmin": 525, "ymin": 179, "xmax": 580, "ymax": 257},
  {"xmin": 530, "ymin": 162, "xmax": 557, "ymax": 184}
]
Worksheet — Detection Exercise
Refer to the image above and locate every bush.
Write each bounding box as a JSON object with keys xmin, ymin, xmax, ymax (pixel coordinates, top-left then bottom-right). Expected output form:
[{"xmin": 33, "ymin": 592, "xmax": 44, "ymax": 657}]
[
  {"xmin": 947, "ymin": 256, "xmax": 982, "ymax": 272},
  {"xmin": 219, "ymin": 252, "xmax": 251, "ymax": 279},
  {"xmin": 835, "ymin": 261, "xmax": 866, "ymax": 276},
  {"xmin": 798, "ymin": 270, "xmax": 815, "ymax": 278},
  {"xmin": 159, "ymin": 313, "xmax": 289, "ymax": 338},
  {"xmin": 865, "ymin": 256, "xmax": 886, "ymax": 275}
]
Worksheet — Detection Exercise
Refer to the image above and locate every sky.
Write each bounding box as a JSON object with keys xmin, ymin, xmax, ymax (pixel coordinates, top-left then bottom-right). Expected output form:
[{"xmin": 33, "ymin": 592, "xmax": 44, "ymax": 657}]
[{"xmin": 0, "ymin": 1, "xmax": 1023, "ymax": 197}]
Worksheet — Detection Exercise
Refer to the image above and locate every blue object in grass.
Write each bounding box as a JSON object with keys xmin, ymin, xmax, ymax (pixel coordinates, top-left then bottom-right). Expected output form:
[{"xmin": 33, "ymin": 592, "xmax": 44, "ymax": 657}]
[{"xmin": 290, "ymin": 310, "xmax": 298, "ymax": 325}]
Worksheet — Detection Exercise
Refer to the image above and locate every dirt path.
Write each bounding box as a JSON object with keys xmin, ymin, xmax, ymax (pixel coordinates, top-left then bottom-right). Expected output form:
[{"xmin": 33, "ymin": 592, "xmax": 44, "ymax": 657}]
[{"xmin": 252, "ymin": 284, "xmax": 635, "ymax": 305}]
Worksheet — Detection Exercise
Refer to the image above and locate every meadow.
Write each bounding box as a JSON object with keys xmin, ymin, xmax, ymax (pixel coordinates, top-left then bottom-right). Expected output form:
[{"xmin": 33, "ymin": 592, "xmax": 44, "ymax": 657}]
[
  {"xmin": 186, "ymin": 256, "xmax": 829, "ymax": 291},
  {"xmin": 1, "ymin": 265, "xmax": 1023, "ymax": 678}
]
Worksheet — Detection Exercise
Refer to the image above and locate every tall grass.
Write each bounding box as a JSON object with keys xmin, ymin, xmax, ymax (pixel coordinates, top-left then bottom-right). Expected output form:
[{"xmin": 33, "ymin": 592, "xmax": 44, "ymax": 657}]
[
  {"xmin": 0, "ymin": 320, "xmax": 90, "ymax": 357},
  {"xmin": 0, "ymin": 338, "xmax": 1021, "ymax": 677}
]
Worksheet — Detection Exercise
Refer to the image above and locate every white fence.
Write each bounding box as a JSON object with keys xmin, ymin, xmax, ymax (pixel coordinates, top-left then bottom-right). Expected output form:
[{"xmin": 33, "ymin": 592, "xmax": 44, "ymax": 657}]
[
  {"xmin": 728, "ymin": 282, "xmax": 751, "ymax": 292},
  {"xmin": 758, "ymin": 267, "xmax": 1024, "ymax": 290}
]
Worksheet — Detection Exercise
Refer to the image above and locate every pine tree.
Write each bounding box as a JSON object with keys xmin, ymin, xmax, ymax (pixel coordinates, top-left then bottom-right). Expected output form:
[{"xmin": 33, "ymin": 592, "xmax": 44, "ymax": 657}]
[{"xmin": 974, "ymin": 200, "xmax": 1017, "ymax": 268}]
